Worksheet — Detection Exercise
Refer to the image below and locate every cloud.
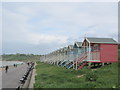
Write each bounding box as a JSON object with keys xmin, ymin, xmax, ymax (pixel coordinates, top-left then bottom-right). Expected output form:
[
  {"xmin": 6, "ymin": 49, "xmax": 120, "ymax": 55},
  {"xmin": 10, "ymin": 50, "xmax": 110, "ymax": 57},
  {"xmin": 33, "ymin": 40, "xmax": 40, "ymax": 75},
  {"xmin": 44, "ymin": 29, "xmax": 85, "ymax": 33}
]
[
  {"xmin": 26, "ymin": 33, "xmax": 68, "ymax": 45},
  {"xmin": 2, "ymin": 2, "xmax": 118, "ymax": 54},
  {"xmin": 3, "ymin": 7, "xmax": 68, "ymax": 45},
  {"xmin": 2, "ymin": 0, "xmax": 119, "ymax": 3},
  {"xmin": 0, "ymin": 3, "xmax": 2, "ymax": 54}
]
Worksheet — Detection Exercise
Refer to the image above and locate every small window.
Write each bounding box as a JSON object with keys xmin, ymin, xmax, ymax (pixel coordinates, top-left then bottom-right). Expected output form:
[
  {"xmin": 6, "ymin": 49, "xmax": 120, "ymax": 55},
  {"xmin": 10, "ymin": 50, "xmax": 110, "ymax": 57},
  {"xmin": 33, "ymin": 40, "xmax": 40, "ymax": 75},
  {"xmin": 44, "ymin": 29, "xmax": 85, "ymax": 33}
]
[{"xmin": 92, "ymin": 44, "xmax": 100, "ymax": 51}]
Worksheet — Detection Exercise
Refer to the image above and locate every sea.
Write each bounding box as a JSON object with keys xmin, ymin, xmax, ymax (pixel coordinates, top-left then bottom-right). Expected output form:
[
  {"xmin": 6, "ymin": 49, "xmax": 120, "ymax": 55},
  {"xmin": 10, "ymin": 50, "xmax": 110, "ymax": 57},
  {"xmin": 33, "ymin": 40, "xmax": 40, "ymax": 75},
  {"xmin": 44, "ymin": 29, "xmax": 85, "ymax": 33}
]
[{"xmin": 0, "ymin": 61, "xmax": 24, "ymax": 67}]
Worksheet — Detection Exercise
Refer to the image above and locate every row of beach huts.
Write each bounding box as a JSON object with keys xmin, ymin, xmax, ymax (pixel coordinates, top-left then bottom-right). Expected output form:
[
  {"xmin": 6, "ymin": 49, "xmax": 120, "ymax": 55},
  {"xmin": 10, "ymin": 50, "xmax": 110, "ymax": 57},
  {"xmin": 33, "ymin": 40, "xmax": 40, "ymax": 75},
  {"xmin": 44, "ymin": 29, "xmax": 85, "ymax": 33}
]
[{"xmin": 40, "ymin": 37, "xmax": 118, "ymax": 70}]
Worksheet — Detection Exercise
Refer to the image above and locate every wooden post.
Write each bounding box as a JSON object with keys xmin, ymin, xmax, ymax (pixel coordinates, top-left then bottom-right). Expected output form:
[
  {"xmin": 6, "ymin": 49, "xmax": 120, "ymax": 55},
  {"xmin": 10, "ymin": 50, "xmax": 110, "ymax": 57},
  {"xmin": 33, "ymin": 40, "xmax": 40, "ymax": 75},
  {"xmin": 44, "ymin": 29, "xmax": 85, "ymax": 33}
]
[
  {"xmin": 76, "ymin": 60, "xmax": 77, "ymax": 70},
  {"xmin": 84, "ymin": 42, "xmax": 85, "ymax": 53},
  {"xmin": 102, "ymin": 63, "xmax": 104, "ymax": 66},
  {"xmin": 89, "ymin": 42, "xmax": 91, "ymax": 61},
  {"xmin": 73, "ymin": 61, "xmax": 74, "ymax": 69},
  {"xmin": 88, "ymin": 62, "xmax": 91, "ymax": 67},
  {"xmin": 57, "ymin": 61, "xmax": 58, "ymax": 66}
]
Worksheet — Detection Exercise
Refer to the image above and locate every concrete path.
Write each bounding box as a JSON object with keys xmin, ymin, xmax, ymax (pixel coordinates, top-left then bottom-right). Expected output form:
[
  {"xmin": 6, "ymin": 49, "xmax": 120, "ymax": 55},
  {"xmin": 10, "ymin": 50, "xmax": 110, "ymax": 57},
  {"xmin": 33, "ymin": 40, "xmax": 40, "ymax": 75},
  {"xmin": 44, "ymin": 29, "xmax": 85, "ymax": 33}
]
[
  {"xmin": 2, "ymin": 64, "xmax": 28, "ymax": 88},
  {"xmin": 29, "ymin": 62, "xmax": 36, "ymax": 88}
]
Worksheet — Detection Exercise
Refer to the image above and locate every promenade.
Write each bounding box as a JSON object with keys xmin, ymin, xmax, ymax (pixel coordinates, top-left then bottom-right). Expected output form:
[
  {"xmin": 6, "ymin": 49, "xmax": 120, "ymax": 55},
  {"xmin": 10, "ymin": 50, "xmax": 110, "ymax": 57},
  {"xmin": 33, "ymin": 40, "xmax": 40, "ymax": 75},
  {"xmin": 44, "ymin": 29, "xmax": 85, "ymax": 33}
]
[{"xmin": 1, "ymin": 64, "xmax": 28, "ymax": 88}]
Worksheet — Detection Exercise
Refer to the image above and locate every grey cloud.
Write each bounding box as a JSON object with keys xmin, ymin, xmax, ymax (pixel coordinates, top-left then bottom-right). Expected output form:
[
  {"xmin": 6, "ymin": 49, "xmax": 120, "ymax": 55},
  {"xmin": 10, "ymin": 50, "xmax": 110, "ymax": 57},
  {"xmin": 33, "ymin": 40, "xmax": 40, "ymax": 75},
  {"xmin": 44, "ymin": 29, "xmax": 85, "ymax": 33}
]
[{"xmin": 2, "ymin": 2, "xmax": 118, "ymax": 54}]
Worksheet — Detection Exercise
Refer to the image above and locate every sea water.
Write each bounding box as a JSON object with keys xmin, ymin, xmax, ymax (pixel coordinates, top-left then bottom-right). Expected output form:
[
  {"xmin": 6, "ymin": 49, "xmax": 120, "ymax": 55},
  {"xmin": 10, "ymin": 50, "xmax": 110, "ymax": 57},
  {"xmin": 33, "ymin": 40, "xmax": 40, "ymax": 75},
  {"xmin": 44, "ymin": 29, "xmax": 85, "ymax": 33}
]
[{"xmin": 0, "ymin": 61, "xmax": 24, "ymax": 67}]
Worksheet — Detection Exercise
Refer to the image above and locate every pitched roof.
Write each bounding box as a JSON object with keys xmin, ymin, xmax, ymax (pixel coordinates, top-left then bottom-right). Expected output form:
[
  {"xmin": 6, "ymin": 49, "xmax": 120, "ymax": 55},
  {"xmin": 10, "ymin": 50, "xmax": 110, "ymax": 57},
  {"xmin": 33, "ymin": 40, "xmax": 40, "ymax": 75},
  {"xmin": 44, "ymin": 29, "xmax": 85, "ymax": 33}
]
[
  {"xmin": 86, "ymin": 37, "xmax": 117, "ymax": 44},
  {"xmin": 68, "ymin": 45, "xmax": 73, "ymax": 49},
  {"xmin": 63, "ymin": 47, "xmax": 68, "ymax": 51},
  {"xmin": 74, "ymin": 42, "xmax": 82, "ymax": 47}
]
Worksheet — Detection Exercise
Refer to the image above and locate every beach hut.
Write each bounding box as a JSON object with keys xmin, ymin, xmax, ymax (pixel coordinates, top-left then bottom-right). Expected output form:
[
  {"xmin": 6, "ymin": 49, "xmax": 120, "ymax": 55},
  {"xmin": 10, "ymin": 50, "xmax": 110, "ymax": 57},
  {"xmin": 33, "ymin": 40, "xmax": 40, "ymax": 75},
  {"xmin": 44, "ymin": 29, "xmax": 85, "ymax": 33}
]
[
  {"xmin": 75, "ymin": 37, "xmax": 118, "ymax": 70},
  {"xmin": 68, "ymin": 45, "xmax": 74, "ymax": 50},
  {"xmin": 67, "ymin": 45, "xmax": 74, "ymax": 60},
  {"xmin": 73, "ymin": 42, "xmax": 82, "ymax": 57},
  {"xmin": 74, "ymin": 42, "xmax": 82, "ymax": 48}
]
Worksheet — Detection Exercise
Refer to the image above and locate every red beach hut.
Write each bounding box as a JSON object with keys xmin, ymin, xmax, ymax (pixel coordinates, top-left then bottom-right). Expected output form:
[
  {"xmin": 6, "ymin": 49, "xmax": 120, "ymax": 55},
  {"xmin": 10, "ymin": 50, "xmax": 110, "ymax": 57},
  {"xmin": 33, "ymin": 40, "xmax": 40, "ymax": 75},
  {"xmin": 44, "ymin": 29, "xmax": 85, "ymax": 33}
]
[{"xmin": 76, "ymin": 37, "xmax": 118, "ymax": 69}]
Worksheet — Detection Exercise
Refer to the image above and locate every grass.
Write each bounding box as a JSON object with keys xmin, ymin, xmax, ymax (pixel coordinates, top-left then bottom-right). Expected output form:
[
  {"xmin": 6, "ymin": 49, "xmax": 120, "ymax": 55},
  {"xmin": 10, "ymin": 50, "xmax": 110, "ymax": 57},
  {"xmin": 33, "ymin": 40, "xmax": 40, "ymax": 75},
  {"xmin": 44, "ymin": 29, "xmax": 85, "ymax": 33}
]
[
  {"xmin": 118, "ymin": 44, "xmax": 120, "ymax": 60},
  {"xmin": 34, "ymin": 49, "xmax": 120, "ymax": 88},
  {"xmin": 34, "ymin": 62, "xmax": 118, "ymax": 88},
  {"xmin": 2, "ymin": 48, "xmax": 119, "ymax": 88}
]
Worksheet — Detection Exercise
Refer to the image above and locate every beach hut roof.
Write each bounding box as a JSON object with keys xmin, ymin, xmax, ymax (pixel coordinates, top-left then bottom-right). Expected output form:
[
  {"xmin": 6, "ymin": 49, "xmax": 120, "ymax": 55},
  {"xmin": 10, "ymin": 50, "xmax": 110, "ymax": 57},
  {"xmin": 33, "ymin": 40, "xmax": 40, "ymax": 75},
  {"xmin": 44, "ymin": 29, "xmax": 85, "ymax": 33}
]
[
  {"xmin": 86, "ymin": 37, "xmax": 117, "ymax": 44},
  {"xmin": 58, "ymin": 48, "xmax": 64, "ymax": 52},
  {"xmin": 68, "ymin": 45, "xmax": 73, "ymax": 49},
  {"xmin": 63, "ymin": 47, "xmax": 68, "ymax": 51},
  {"xmin": 74, "ymin": 42, "xmax": 82, "ymax": 48}
]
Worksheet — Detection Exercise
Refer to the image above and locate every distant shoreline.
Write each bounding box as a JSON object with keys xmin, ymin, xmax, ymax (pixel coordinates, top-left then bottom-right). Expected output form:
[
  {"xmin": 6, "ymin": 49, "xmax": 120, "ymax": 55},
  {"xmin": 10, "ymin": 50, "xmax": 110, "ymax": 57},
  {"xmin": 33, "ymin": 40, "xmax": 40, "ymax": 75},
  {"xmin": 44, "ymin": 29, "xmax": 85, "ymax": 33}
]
[
  {"xmin": 0, "ymin": 67, "xmax": 4, "ymax": 71},
  {"xmin": 0, "ymin": 65, "xmax": 12, "ymax": 71},
  {"xmin": 0, "ymin": 63, "xmax": 24, "ymax": 72},
  {"xmin": 0, "ymin": 61, "xmax": 25, "ymax": 68}
]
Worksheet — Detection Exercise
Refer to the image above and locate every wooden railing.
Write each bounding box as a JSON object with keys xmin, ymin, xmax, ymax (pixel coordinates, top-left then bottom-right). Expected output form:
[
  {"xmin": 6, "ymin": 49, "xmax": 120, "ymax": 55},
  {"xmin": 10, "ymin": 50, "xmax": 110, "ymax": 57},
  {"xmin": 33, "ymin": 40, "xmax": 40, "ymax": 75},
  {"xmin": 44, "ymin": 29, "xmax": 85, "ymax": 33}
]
[
  {"xmin": 74, "ymin": 51, "xmax": 100, "ymax": 62},
  {"xmin": 74, "ymin": 52, "xmax": 88, "ymax": 62}
]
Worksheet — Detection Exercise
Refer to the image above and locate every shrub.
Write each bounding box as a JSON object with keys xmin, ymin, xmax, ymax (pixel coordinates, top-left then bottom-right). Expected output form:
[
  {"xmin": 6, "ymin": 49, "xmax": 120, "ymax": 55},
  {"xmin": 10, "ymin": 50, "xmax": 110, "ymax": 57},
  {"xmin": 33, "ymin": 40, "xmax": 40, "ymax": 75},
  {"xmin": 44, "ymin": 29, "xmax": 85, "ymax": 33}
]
[{"xmin": 85, "ymin": 71, "xmax": 98, "ymax": 82}]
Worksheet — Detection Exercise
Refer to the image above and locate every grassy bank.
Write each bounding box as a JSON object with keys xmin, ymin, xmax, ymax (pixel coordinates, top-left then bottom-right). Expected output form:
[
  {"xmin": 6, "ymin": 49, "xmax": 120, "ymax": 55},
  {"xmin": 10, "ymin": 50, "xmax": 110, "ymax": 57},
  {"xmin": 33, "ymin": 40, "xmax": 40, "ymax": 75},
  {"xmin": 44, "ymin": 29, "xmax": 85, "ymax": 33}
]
[
  {"xmin": 118, "ymin": 44, "xmax": 120, "ymax": 60},
  {"xmin": 34, "ymin": 62, "xmax": 118, "ymax": 88},
  {"xmin": 2, "ymin": 54, "xmax": 41, "ymax": 62}
]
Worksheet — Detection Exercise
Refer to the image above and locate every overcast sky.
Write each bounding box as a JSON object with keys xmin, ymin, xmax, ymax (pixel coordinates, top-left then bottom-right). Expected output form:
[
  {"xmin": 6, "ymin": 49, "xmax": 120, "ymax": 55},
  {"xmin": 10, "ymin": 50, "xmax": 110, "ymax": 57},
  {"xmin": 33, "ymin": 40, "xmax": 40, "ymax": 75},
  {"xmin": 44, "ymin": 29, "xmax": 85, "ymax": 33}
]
[{"xmin": 1, "ymin": 2, "xmax": 118, "ymax": 55}]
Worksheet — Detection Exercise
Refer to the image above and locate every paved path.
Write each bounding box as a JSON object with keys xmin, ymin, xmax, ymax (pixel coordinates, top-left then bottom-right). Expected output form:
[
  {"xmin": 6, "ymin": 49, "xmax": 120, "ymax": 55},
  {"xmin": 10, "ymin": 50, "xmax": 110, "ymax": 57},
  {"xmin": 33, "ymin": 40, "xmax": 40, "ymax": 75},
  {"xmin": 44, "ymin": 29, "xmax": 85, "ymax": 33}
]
[
  {"xmin": 29, "ymin": 62, "xmax": 36, "ymax": 88},
  {"xmin": 2, "ymin": 64, "xmax": 28, "ymax": 88}
]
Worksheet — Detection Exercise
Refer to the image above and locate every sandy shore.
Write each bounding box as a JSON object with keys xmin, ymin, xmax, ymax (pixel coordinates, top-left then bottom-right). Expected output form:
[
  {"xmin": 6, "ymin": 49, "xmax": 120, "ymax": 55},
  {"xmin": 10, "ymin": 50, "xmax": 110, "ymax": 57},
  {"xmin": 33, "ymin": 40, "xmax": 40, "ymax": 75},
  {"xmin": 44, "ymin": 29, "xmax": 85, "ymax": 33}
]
[{"xmin": 0, "ymin": 68, "xmax": 4, "ymax": 71}]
